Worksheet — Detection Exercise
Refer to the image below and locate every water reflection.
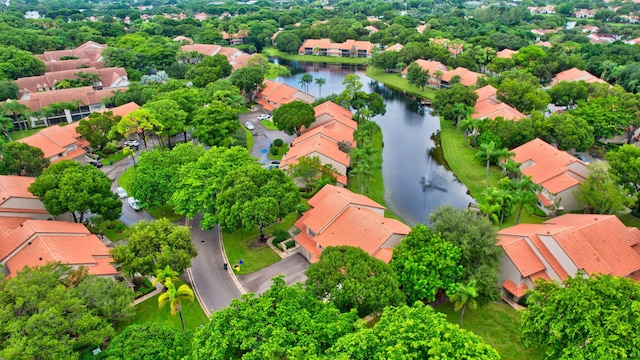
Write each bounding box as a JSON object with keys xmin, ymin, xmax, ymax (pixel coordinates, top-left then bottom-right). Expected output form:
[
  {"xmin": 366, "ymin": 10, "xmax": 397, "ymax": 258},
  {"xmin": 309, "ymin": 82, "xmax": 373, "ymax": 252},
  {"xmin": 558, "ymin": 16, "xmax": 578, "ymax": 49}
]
[{"xmin": 274, "ymin": 59, "xmax": 474, "ymax": 226}]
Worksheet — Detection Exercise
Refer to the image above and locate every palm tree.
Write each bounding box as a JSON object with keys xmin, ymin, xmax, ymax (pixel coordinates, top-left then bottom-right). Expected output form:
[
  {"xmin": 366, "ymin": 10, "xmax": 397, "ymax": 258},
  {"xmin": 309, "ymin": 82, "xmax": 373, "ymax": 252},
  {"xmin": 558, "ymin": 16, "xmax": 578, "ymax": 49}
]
[
  {"xmin": 1, "ymin": 100, "xmax": 28, "ymax": 139},
  {"xmin": 153, "ymin": 265, "xmax": 180, "ymax": 287},
  {"xmin": 458, "ymin": 116, "xmax": 478, "ymax": 147},
  {"xmin": 513, "ymin": 176, "xmax": 541, "ymax": 224},
  {"xmin": 482, "ymin": 186, "xmax": 512, "ymax": 227},
  {"xmin": 475, "ymin": 141, "xmax": 497, "ymax": 187},
  {"xmin": 315, "ymin": 77, "xmax": 326, "ymax": 97},
  {"xmin": 449, "ymin": 279, "xmax": 478, "ymax": 328},
  {"xmin": 0, "ymin": 115, "xmax": 14, "ymax": 141},
  {"xmin": 158, "ymin": 278, "xmax": 195, "ymax": 331},
  {"xmin": 433, "ymin": 70, "xmax": 444, "ymax": 89},
  {"xmin": 452, "ymin": 104, "xmax": 473, "ymax": 127},
  {"xmin": 299, "ymin": 73, "xmax": 313, "ymax": 93}
]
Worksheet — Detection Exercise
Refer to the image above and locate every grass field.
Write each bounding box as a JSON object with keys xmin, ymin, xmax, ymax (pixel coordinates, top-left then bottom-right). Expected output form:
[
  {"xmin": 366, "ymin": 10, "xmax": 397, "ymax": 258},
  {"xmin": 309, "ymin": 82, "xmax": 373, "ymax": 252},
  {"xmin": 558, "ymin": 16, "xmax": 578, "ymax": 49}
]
[
  {"xmin": 260, "ymin": 119, "xmax": 279, "ymax": 130},
  {"xmin": 245, "ymin": 128, "xmax": 254, "ymax": 151},
  {"xmin": 223, "ymin": 212, "xmax": 298, "ymax": 274},
  {"xmin": 268, "ymin": 143, "xmax": 289, "ymax": 160},
  {"xmin": 618, "ymin": 213, "xmax": 640, "ymax": 228},
  {"xmin": 9, "ymin": 128, "xmax": 40, "ymax": 141},
  {"xmin": 115, "ymin": 280, "xmax": 209, "ymax": 333},
  {"xmin": 263, "ymin": 48, "xmax": 370, "ymax": 65},
  {"xmin": 436, "ymin": 302, "xmax": 546, "ymax": 360},
  {"xmin": 365, "ymin": 67, "xmax": 437, "ymax": 100}
]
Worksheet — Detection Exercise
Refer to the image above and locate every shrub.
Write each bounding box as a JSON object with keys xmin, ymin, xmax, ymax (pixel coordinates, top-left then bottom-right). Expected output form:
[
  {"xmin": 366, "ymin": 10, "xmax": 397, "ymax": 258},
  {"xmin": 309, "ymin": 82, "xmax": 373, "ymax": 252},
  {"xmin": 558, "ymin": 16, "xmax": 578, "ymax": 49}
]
[
  {"xmin": 272, "ymin": 229, "xmax": 290, "ymax": 244},
  {"xmin": 273, "ymin": 138, "xmax": 284, "ymax": 147},
  {"xmin": 270, "ymin": 146, "xmax": 279, "ymax": 155}
]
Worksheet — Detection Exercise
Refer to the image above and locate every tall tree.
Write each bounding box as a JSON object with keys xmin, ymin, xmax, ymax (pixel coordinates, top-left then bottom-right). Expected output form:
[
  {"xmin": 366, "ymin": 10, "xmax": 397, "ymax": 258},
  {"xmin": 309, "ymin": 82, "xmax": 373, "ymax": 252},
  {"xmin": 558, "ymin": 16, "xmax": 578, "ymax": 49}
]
[
  {"xmin": 158, "ymin": 278, "xmax": 194, "ymax": 332},
  {"xmin": 391, "ymin": 225, "xmax": 462, "ymax": 304},
  {"xmin": 100, "ymin": 324, "xmax": 192, "ymax": 360},
  {"xmin": 142, "ymin": 99, "xmax": 188, "ymax": 148},
  {"xmin": 430, "ymin": 205, "xmax": 501, "ymax": 304},
  {"xmin": 406, "ymin": 62, "xmax": 430, "ymax": 91},
  {"xmin": 28, "ymin": 160, "xmax": 121, "ymax": 223},
  {"xmin": 327, "ymin": 303, "xmax": 500, "ymax": 359},
  {"xmin": 0, "ymin": 142, "xmax": 49, "ymax": 177},
  {"xmin": 286, "ymin": 155, "xmax": 338, "ymax": 194},
  {"xmin": 75, "ymin": 276, "xmax": 135, "ymax": 327},
  {"xmin": 432, "ymin": 84, "xmax": 478, "ymax": 123},
  {"xmin": 605, "ymin": 144, "xmax": 640, "ymax": 212},
  {"xmin": 114, "ymin": 108, "xmax": 162, "ymax": 149},
  {"xmin": 214, "ymin": 164, "xmax": 300, "ymax": 242},
  {"xmin": 272, "ymin": 100, "xmax": 315, "ymax": 136},
  {"xmin": 315, "ymin": 77, "xmax": 326, "ymax": 97},
  {"xmin": 230, "ymin": 65, "xmax": 265, "ymax": 102},
  {"xmin": 1, "ymin": 100, "xmax": 28, "ymax": 139},
  {"xmin": 299, "ymin": 73, "xmax": 314, "ymax": 93},
  {"xmin": 475, "ymin": 141, "xmax": 507, "ymax": 187},
  {"xmin": 153, "ymin": 265, "xmax": 180, "ymax": 288},
  {"xmin": 0, "ymin": 80, "xmax": 19, "ymax": 101},
  {"xmin": 185, "ymin": 54, "xmax": 232, "ymax": 88},
  {"xmin": 191, "ymin": 276, "xmax": 359, "ymax": 360},
  {"xmin": 76, "ymin": 111, "xmax": 119, "ymax": 150},
  {"xmin": 306, "ymin": 246, "xmax": 405, "ymax": 317},
  {"xmin": 522, "ymin": 273, "xmax": 640, "ymax": 359},
  {"xmin": 512, "ymin": 176, "xmax": 541, "ymax": 224},
  {"xmin": 274, "ymin": 31, "xmax": 302, "ymax": 54},
  {"xmin": 191, "ymin": 100, "xmax": 239, "ymax": 147},
  {"xmin": 110, "ymin": 218, "xmax": 197, "ymax": 277},
  {"xmin": 576, "ymin": 161, "xmax": 634, "ymax": 214},
  {"xmin": 449, "ymin": 279, "xmax": 479, "ymax": 328}
]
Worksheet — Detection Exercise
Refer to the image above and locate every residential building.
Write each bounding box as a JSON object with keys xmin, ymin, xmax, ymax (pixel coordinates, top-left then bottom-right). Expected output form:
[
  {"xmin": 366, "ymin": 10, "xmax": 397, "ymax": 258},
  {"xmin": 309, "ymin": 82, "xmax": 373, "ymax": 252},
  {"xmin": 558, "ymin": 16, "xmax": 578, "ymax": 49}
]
[
  {"xmin": 401, "ymin": 61, "xmax": 482, "ymax": 88},
  {"xmin": 440, "ymin": 67, "xmax": 484, "ymax": 87},
  {"xmin": 173, "ymin": 35, "xmax": 194, "ymax": 45},
  {"xmin": 0, "ymin": 176, "xmax": 55, "ymax": 220},
  {"xmin": 298, "ymin": 39, "xmax": 375, "ymax": 58},
  {"xmin": 222, "ymin": 30, "xmax": 249, "ymax": 45},
  {"xmin": 309, "ymin": 101, "xmax": 357, "ymax": 132},
  {"xmin": 14, "ymin": 67, "xmax": 129, "ymax": 99},
  {"xmin": 400, "ymin": 59, "xmax": 448, "ymax": 88},
  {"xmin": 496, "ymin": 49, "xmax": 517, "ymax": 59},
  {"xmin": 256, "ymin": 80, "xmax": 314, "ymax": 112},
  {"xmin": 384, "ymin": 43, "xmax": 404, "ymax": 52},
  {"xmin": 511, "ymin": 138, "xmax": 588, "ymax": 214},
  {"xmin": 35, "ymin": 41, "xmax": 107, "ymax": 70},
  {"xmin": 473, "ymin": 85, "xmax": 526, "ymax": 121},
  {"xmin": 430, "ymin": 38, "xmax": 464, "ymax": 57},
  {"xmin": 293, "ymin": 185, "xmax": 410, "ymax": 263},
  {"xmin": 536, "ymin": 41, "xmax": 553, "ymax": 47},
  {"xmin": 551, "ymin": 68, "xmax": 608, "ymax": 85},
  {"xmin": 179, "ymin": 44, "xmax": 252, "ymax": 71},
  {"xmin": 497, "ymin": 214, "xmax": 640, "ymax": 302}
]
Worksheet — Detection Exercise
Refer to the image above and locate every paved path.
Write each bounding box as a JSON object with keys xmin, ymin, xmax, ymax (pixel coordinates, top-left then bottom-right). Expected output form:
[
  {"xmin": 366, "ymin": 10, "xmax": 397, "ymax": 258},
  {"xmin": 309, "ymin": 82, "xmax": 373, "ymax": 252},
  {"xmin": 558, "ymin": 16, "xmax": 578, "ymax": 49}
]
[
  {"xmin": 187, "ymin": 216, "xmax": 244, "ymax": 315},
  {"xmin": 238, "ymin": 253, "xmax": 309, "ymax": 295},
  {"xmin": 240, "ymin": 109, "xmax": 294, "ymax": 164}
]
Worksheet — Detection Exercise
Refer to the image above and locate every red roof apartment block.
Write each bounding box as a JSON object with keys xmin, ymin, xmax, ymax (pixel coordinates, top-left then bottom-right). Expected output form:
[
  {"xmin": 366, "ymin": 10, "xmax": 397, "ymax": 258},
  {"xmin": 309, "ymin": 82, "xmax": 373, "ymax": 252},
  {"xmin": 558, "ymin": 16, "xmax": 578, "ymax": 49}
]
[
  {"xmin": 497, "ymin": 214, "xmax": 640, "ymax": 301},
  {"xmin": 180, "ymin": 44, "xmax": 253, "ymax": 71},
  {"xmin": 298, "ymin": 39, "xmax": 375, "ymax": 58},
  {"xmin": 310, "ymin": 101, "xmax": 357, "ymax": 131},
  {"xmin": 294, "ymin": 185, "xmax": 410, "ymax": 263},
  {"xmin": 402, "ymin": 61, "xmax": 483, "ymax": 88},
  {"xmin": 35, "ymin": 41, "xmax": 106, "ymax": 64},
  {"xmin": 551, "ymin": 67, "xmax": 608, "ymax": 86},
  {"xmin": 257, "ymin": 80, "xmax": 314, "ymax": 112},
  {"xmin": 511, "ymin": 138, "xmax": 588, "ymax": 213},
  {"xmin": 440, "ymin": 67, "xmax": 484, "ymax": 87},
  {"xmin": 401, "ymin": 59, "xmax": 448, "ymax": 88},
  {"xmin": 473, "ymin": 85, "xmax": 526, "ymax": 121},
  {"xmin": 0, "ymin": 176, "xmax": 50, "ymax": 219},
  {"xmin": 15, "ymin": 67, "xmax": 128, "ymax": 98}
]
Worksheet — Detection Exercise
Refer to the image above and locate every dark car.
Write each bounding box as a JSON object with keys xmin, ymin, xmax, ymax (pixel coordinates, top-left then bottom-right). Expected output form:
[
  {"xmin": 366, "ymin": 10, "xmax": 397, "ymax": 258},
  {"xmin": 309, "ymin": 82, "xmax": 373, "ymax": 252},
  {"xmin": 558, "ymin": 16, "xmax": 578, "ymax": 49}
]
[{"xmin": 89, "ymin": 160, "xmax": 103, "ymax": 168}]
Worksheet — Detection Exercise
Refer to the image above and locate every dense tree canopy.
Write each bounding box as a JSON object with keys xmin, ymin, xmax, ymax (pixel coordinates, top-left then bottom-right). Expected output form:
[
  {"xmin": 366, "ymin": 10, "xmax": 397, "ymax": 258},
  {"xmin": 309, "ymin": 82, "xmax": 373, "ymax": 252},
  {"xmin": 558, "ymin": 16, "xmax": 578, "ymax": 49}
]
[
  {"xmin": 605, "ymin": 144, "xmax": 640, "ymax": 211},
  {"xmin": 110, "ymin": 218, "xmax": 196, "ymax": 277},
  {"xmin": 185, "ymin": 54, "xmax": 232, "ymax": 88},
  {"xmin": 101, "ymin": 324, "xmax": 192, "ymax": 360},
  {"xmin": 522, "ymin": 273, "xmax": 640, "ymax": 359},
  {"xmin": 28, "ymin": 160, "xmax": 121, "ymax": 223},
  {"xmin": 432, "ymin": 84, "xmax": 478, "ymax": 123},
  {"xmin": 191, "ymin": 100, "xmax": 240, "ymax": 147},
  {"xmin": 306, "ymin": 246, "xmax": 405, "ymax": 317},
  {"xmin": 0, "ymin": 142, "xmax": 50, "ymax": 177},
  {"xmin": 0, "ymin": 46, "xmax": 46, "ymax": 80},
  {"xmin": 76, "ymin": 111, "xmax": 120, "ymax": 150},
  {"xmin": 575, "ymin": 161, "xmax": 634, "ymax": 214},
  {"xmin": 272, "ymin": 100, "xmax": 316, "ymax": 136}
]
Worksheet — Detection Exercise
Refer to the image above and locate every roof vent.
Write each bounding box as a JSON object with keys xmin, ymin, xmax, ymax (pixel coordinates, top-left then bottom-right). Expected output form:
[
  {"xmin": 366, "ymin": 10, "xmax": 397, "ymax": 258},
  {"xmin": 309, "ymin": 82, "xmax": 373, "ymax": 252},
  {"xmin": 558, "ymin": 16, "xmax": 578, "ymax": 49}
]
[
  {"xmin": 38, "ymin": 257, "xmax": 43, "ymax": 261},
  {"xmin": 27, "ymin": 241, "xmax": 31, "ymax": 245},
  {"xmin": 546, "ymin": 231, "xmax": 550, "ymax": 234}
]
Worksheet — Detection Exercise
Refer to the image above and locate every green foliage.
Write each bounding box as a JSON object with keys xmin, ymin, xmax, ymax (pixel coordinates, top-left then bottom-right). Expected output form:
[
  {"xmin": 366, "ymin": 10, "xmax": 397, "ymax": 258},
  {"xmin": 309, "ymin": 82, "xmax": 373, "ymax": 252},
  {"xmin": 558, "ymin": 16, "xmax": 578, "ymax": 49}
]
[
  {"xmin": 28, "ymin": 160, "xmax": 122, "ymax": 222},
  {"xmin": 191, "ymin": 100, "xmax": 239, "ymax": 147},
  {"xmin": 100, "ymin": 324, "xmax": 192, "ymax": 360},
  {"xmin": 605, "ymin": 144, "xmax": 640, "ymax": 211},
  {"xmin": 77, "ymin": 111, "xmax": 120, "ymax": 150},
  {"xmin": 191, "ymin": 276, "xmax": 359, "ymax": 360},
  {"xmin": 75, "ymin": 276, "xmax": 135, "ymax": 326},
  {"xmin": 306, "ymin": 246, "xmax": 405, "ymax": 317},
  {"xmin": 0, "ymin": 46, "xmax": 46, "ymax": 80},
  {"xmin": 0, "ymin": 80, "xmax": 19, "ymax": 101},
  {"xmin": 185, "ymin": 54, "xmax": 232, "ymax": 88},
  {"xmin": 0, "ymin": 141, "xmax": 49, "ymax": 177},
  {"xmin": 327, "ymin": 303, "xmax": 500, "ymax": 359},
  {"xmin": 273, "ymin": 138, "xmax": 284, "ymax": 147},
  {"xmin": 0, "ymin": 264, "xmax": 114, "ymax": 360},
  {"xmin": 270, "ymin": 146, "xmax": 279, "ymax": 155},
  {"xmin": 215, "ymin": 164, "xmax": 300, "ymax": 241},
  {"xmin": 370, "ymin": 50, "xmax": 400, "ymax": 72},
  {"xmin": 275, "ymin": 31, "xmax": 302, "ymax": 54},
  {"xmin": 430, "ymin": 205, "xmax": 501, "ymax": 304},
  {"xmin": 142, "ymin": 98, "xmax": 188, "ymax": 147},
  {"xmin": 406, "ymin": 62, "xmax": 430, "ymax": 91},
  {"xmin": 230, "ymin": 65, "xmax": 265, "ymax": 102},
  {"xmin": 571, "ymin": 95, "xmax": 638, "ymax": 140},
  {"xmin": 114, "ymin": 108, "xmax": 162, "ymax": 149},
  {"xmin": 110, "ymin": 218, "xmax": 197, "ymax": 277},
  {"xmin": 272, "ymin": 100, "xmax": 315, "ymax": 136},
  {"xmin": 391, "ymin": 224, "xmax": 462, "ymax": 304},
  {"xmin": 432, "ymin": 84, "xmax": 478, "ymax": 122},
  {"xmin": 496, "ymin": 70, "xmax": 550, "ymax": 114},
  {"xmin": 157, "ymin": 278, "xmax": 194, "ymax": 331},
  {"xmin": 577, "ymin": 160, "xmax": 635, "ymax": 214},
  {"xmin": 522, "ymin": 273, "xmax": 640, "ymax": 359},
  {"xmin": 287, "ymin": 155, "xmax": 338, "ymax": 194},
  {"xmin": 272, "ymin": 228, "xmax": 290, "ymax": 243},
  {"xmin": 449, "ymin": 279, "xmax": 479, "ymax": 328},
  {"xmin": 547, "ymin": 80, "xmax": 589, "ymax": 107}
]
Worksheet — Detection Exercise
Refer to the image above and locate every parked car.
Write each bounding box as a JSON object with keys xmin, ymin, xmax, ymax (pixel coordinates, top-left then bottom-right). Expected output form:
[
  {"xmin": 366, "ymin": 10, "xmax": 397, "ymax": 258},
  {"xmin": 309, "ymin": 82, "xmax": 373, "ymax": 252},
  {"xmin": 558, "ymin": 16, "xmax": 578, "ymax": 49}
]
[
  {"xmin": 115, "ymin": 187, "xmax": 128, "ymax": 199},
  {"xmin": 88, "ymin": 160, "xmax": 103, "ymax": 168},
  {"xmin": 575, "ymin": 154, "xmax": 589, "ymax": 163},
  {"xmin": 258, "ymin": 114, "xmax": 271, "ymax": 120},
  {"xmin": 127, "ymin": 197, "xmax": 142, "ymax": 211},
  {"xmin": 244, "ymin": 121, "xmax": 255, "ymax": 130},
  {"xmin": 124, "ymin": 139, "xmax": 140, "ymax": 149}
]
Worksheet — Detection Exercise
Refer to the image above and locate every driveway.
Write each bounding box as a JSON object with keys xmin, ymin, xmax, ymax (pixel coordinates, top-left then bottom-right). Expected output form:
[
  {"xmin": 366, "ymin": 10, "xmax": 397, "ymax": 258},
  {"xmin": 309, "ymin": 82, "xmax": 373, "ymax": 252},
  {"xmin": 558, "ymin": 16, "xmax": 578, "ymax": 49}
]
[
  {"xmin": 187, "ymin": 216, "xmax": 243, "ymax": 312},
  {"xmin": 240, "ymin": 108, "xmax": 294, "ymax": 164},
  {"xmin": 237, "ymin": 253, "xmax": 309, "ymax": 294}
]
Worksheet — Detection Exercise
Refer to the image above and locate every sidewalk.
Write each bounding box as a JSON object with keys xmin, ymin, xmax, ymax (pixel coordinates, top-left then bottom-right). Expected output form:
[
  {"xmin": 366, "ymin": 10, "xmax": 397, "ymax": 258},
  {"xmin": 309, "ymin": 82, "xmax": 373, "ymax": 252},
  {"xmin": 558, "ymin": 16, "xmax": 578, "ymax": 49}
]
[{"xmin": 133, "ymin": 277, "xmax": 163, "ymax": 305}]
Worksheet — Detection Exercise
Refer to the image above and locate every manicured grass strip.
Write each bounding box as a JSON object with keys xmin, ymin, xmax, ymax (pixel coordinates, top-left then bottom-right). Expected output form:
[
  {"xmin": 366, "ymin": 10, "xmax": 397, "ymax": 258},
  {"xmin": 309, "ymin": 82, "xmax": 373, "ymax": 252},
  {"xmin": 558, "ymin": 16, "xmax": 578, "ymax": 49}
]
[
  {"xmin": 268, "ymin": 144, "xmax": 288, "ymax": 160},
  {"xmin": 618, "ymin": 213, "xmax": 640, "ymax": 228},
  {"xmin": 101, "ymin": 151, "xmax": 128, "ymax": 165},
  {"xmin": 9, "ymin": 128, "xmax": 39, "ymax": 141},
  {"xmin": 365, "ymin": 67, "xmax": 437, "ymax": 100},
  {"xmin": 260, "ymin": 119, "xmax": 279, "ymax": 130},
  {"xmin": 99, "ymin": 219, "xmax": 127, "ymax": 242},
  {"xmin": 115, "ymin": 280, "xmax": 209, "ymax": 333},
  {"xmin": 223, "ymin": 212, "xmax": 298, "ymax": 274},
  {"xmin": 147, "ymin": 204, "xmax": 184, "ymax": 222},
  {"xmin": 244, "ymin": 128, "xmax": 254, "ymax": 151},
  {"xmin": 263, "ymin": 47, "xmax": 370, "ymax": 65},
  {"xmin": 436, "ymin": 302, "xmax": 546, "ymax": 360}
]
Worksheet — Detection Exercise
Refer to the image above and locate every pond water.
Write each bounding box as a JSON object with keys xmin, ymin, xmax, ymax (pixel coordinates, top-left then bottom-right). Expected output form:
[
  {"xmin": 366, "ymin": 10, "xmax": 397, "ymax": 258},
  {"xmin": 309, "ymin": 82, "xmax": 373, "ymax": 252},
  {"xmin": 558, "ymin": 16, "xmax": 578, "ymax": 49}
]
[{"xmin": 274, "ymin": 60, "xmax": 474, "ymax": 226}]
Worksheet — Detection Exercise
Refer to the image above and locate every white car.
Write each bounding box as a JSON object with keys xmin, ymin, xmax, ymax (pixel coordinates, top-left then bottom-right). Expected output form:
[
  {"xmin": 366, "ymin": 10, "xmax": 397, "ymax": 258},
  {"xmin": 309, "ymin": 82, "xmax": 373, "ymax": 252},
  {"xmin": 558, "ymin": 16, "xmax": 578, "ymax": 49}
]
[
  {"xmin": 127, "ymin": 197, "xmax": 142, "ymax": 211},
  {"xmin": 244, "ymin": 121, "xmax": 255, "ymax": 130},
  {"xmin": 258, "ymin": 114, "xmax": 271, "ymax": 120},
  {"xmin": 124, "ymin": 139, "xmax": 140, "ymax": 148},
  {"xmin": 115, "ymin": 187, "xmax": 128, "ymax": 199}
]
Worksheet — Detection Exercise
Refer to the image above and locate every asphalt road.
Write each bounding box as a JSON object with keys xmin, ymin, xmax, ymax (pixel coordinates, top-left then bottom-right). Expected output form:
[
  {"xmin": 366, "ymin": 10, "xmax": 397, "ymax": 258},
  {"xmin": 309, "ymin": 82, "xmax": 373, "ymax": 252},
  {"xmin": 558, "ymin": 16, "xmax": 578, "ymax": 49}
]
[
  {"xmin": 187, "ymin": 215, "xmax": 243, "ymax": 313},
  {"xmin": 240, "ymin": 109, "xmax": 294, "ymax": 164},
  {"xmin": 238, "ymin": 253, "xmax": 309, "ymax": 294}
]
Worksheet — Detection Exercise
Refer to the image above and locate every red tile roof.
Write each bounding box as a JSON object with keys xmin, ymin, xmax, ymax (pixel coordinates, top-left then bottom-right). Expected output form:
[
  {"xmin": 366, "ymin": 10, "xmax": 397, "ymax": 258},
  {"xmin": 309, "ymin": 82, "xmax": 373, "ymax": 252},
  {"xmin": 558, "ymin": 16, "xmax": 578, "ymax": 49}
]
[
  {"xmin": 100, "ymin": 102, "xmax": 140, "ymax": 118},
  {"xmin": 401, "ymin": 59, "xmax": 447, "ymax": 76},
  {"xmin": 551, "ymin": 67, "xmax": 607, "ymax": 85},
  {"xmin": 496, "ymin": 49, "xmax": 517, "ymax": 58},
  {"xmin": 18, "ymin": 86, "xmax": 124, "ymax": 112},
  {"xmin": 502, "ymin": 279, "xmax": 529, "ymax": 297},
  {"xmin": 298, "ymin": 39, "xmax": 375, "ymax": 53},
  {"xmin": 179, "ymin": 44, "xmax": 250, "ymax": 71},
  {"xmin": 257, "ymin": 80, "xmax": 314, "ymax": 111},
  {"xmin": 501, "ymin": 238, "xmax": 546, "ymax": 276},
  {"xmin": 17, "ymin": 121, "xmax": 87, "ymax": 160},
  {"xmin": 473, "ymin": 85, "xmax": 525, "ymax": 121},
  {"xmin": 310, "ymin": 101, "xmax": 357, "ymax": 131},
  {"xmin": 441, "ymin": 67, "xmax": 484, "ymax": 87},
  {"xmin": 281, "ymin": 137, "xmax": 349, "ymax": 171},
  {"xmin": 0, "ymin": 176, "xmax": 37, "ymax": 205},
  {"xmin": 36, "ymin": 41, "xmax": 106, "ymax": 63},
  {"xmin": 295, "ymin": 121, "xmax": 355, "ymax": 147}
]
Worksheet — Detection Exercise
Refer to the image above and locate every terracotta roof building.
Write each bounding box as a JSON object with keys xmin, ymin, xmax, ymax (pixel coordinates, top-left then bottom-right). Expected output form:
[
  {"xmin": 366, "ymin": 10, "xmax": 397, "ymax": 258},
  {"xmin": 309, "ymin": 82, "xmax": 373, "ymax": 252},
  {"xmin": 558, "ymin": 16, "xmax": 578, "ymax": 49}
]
[
  {"xmin": 294, "ymin": 185, "xmax": 410, "ymax": 263},
  {"xmin": 15, "ymin": 67, "xmax": 129, "ymax": 98},
  {"xmin": 179, "ymin": 44, "xmax": 252, "ymax": 71},
  {"xmin": 511, "ymin": 138, "xmax": 588, "ymax": 213},
  {"xmin": 384, "ymin": 43, "xmax": 404, "ymax": 52},
  {"xmin": 551, "ymin": 67, "xmax": 608, "ymax": 86},
  {"xmin": 496, "ymin": 49, "xmax": 517, "ymax": 59},
  {"xmin": 401, "ymin": 59, "xmax": 448, "ymax": 88},
  {"xmin": 497, "ymin": 214, "xmax": 640, "ymax": 302},
  {"xmin": 298, "ymin": 39, "xmax": 375, "ymax": 58},
  {"xmin": 256, "ymin": 80, "xmax": 314, "ymax": 112},
  {"xmin": 473, "ymin": 85, "xmax": 526, "ymax": 121},
  {"xmin": 309, "ymin": 101, "xmax": 357, "ymax": 131},
  {"xmin": 0, "ymin": 176, "xmax": 52, "ymax": 220},
  {"xmin": 35, "ymin": 41, "xmax": 107, "ymax": 64},
  {"xmin": 430, "ymin": 38, "xmax": 465, "ymax": 57},
  {"xmin": 440, "ymin": 67, "xmax": 484, "ymax": 87}
]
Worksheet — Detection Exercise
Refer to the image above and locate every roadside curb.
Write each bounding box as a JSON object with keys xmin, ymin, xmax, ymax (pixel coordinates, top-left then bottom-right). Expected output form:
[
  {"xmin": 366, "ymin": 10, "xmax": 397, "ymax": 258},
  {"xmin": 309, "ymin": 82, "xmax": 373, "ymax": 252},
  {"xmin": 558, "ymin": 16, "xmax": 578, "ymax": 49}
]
[
  {"xmin": 218, "ymin": 225, "xmax": 248, "ymax": 295},
  {"xmin": 186, "ymin": 267, "xmax": 210, "ymax": 317}
]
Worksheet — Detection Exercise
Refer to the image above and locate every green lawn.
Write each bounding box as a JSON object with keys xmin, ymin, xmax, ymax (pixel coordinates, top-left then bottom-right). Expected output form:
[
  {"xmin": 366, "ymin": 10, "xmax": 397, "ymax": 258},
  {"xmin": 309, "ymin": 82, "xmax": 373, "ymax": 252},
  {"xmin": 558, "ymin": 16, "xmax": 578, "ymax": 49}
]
[
  {"xmin": 436, "ymin": 302, "xmax": 546, "ymax": 360},
  {"xmin": 115, "ymin": 280, "xmax": 209, "ymax": 333},
  {"xmin": 618, "ymin": 213, "xmax": 640, "ymax": 228},
  {"xmin": 268, "ymin": 144, "xmax": 289, "ymax": 160},
  {"xmin": 9, "ymin": 128, "xmax": 40, "ymax": 141},
  {"xmin": 98, "ymin": 219, "xmax": 127, "ymax": 242},
  {"xmin": 263, "ymin": 47, "xmax": 370, "ymax": 65},
  {"xmin": 260, "ymin": 119, "xmax": 279, "ymax": 130},
  {"xmin": 117, "ymin": 166, "xmax": 134, "ymax": 189},
  {"xmin": 245, "ymin": 128, "xmax": 254, "ymax": 151},
  {"xmin": 365, "ymin": 67, "xmax": 437, "ymax": 100},
  {"xmin": 223, "ymin": 212, "xmax": 298, "ymax": 274},
  {"xmin": 101, "ymin": 151, "xmax": 128, "ymax": 166}
]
